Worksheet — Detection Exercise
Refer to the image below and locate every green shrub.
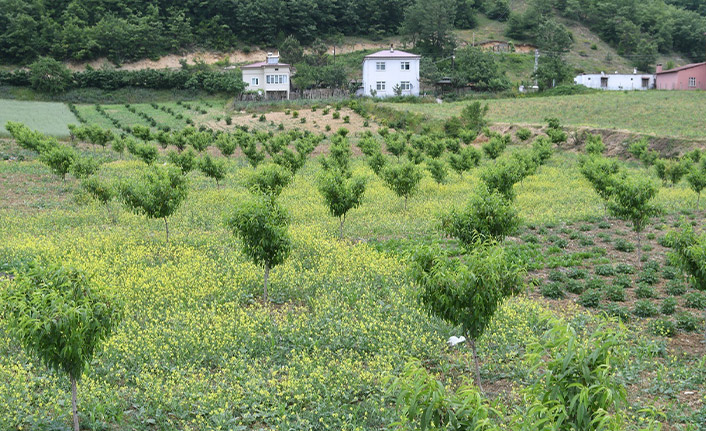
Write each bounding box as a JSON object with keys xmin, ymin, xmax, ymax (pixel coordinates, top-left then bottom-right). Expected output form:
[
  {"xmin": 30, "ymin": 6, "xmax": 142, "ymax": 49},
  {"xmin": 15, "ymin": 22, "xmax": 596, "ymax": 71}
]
[
  {"xmin": 635, "ymin": 284, "xmax": 656, "ymax": 299},
  {"xmin": 598, "ymin": 221, "xmax": 611, "ymax": 229},
  {"xmin": 516, "ymin": 128, "xmax": 532, "ymax": 141},
  {"xmin": 602, "ymin": 304, "xmax": 630, "ymax": 322},
  {"xmin": 565, "ymin": 279, "xmax": 585, "ymax": 294},
  {"xmin": 332, "ymin": 111, "xmax": 341, "ymax": 120},
  {"xmin": 585, "ymin": 277, "xmax": 606, "ymax": 291},
  {"xmin": 605, "ymin": 284, "xmax": 626, "ymax": 302},
  {"xmin": 595, "ymin": 265, "xmax": 616, "ymax": 276},
  {"xmin": 566, "ymin": 268, "xmax": 588, "ymax": 279},
  {"xmin": 660, "ymin": 297, "xmax": 677, "ymax": 315},
  {"xmin": 548, "ymin": 269, "xmax": 566, "ymax": 282},
  {"xmin": 649, "ymin": 318, "xmax": 677, "ymax": 337},
  {"xmin": 614, "ymin": 238, "xmax": 635, "ymax": 252},
  {"xmin": 666, "ymin": 280, "xmax": 687, "ymax": 296},
  {"xmin": 615, "ymin": 263, "xmax": 635, "ymax": 274},
  {"xmin": 637, "ymin": 269, "xmax": 659, "ymax": 285},
  {"xmin": 612, "ymin": 274, "xmax": 632, "ymax": 289},
  {"xmin": 633, "ymin": 300, "xmax": 658, "ymax": 317},
  {"xmin": 662, "ymin": 266, "xmax": 679, "ymax": 280},
  {"xmin": 578, "ymin": 289, "xmax": 602, "ymax": 308},
  {"xmin": 684, "ymin": 291, "xmax": 706, "ymax": 309},
  {"xmin": 541, "ymin": 282, "xmax": 565, "ymax": 299},
  {"xmin": 676, "ymin": 311, "xmax": 701, "ymax": 332}
]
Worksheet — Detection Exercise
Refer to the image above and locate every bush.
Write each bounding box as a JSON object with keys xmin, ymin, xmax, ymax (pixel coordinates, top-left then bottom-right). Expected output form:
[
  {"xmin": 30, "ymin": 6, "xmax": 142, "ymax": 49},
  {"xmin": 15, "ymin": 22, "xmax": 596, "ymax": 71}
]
[
  {"xmin": 578, "ymin": 289, "xmax": 602, "ymax": 308},
  {"xmin": 548, "ymin": 269, "xmax": 566, "ymax": 282},
  {"xmin": 612, "ymin": 274, "xmax": 632, "ymax": 289},
  {"xmin": 684, "ymin": 291, "xmax": 706, "ymax": 309},
  {"xmin": 615, "ymin": 263, "xmax": 635, "ymax": 274},
  {"xmin": 614, "ymin": 238, "xmax": 635, "ymax": 252},
  {"xmin": 595, "ymin": 264, "xmax": 616, "ymax": 276},
  {"xmin": 633, "ymin": 300, "xmax": 658, "ymax": 317},
  {"xmin": 565, "ymin": 279, "xmax": 585, "ymax": 294},
  {"xmin": 566, "ymin": 268, "xmax": 588, "ymax": 279},
  {"xmin": 585, "ymin": 134, "xmax": 606, "ymax": 155},
  {"xmin": 635, "ymin": 284, "xmax": 657, "ymax": 299},
  {"xmin": 676, "ymin": 311, "xmax": 700, "ymax": 332},
  {"xmin": 602, "ymin": 304, "xmax": 630, "ymax": 322},
  {"xmin": 482, "ymin": 135, "xmax": 509, "ymax": 159},
  {"xmin": 660, "ymin": 297, "xmax": 677, "ymax": 315},
  {"xmin": 637, "ymin": 269, "xmax": 659, "ymax": 285},
  {"xmin": 516, "ymin": 128, "xmax": 532, "ymax": 141},
  {"xmin": 605, "ymin": 284, "xmax": 626, "ymax": 302},
  {"xmin": 649, "ymin": 318, "xmax": 677, "ymax": 337},
  {"xmin": 666, "ymin": 280, "xmax": 687, "ymax": 296},
  {"xmin": 541, "ymin": 282, "xmax": 565, "ymax": 299},
  {"xmin": 29, "ymin": 57, "xmax": 72, "ymax": 93}
]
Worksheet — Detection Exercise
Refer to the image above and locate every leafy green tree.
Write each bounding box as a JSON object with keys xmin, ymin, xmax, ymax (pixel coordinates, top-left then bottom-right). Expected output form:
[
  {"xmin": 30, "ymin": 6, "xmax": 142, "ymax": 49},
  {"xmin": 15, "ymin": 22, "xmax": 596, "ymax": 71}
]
[
  {"xmin": 607, "ymin": 173, "xmax": 661, "ymax": 263},
  {"xmin": 441, "ymin": 185, "xmax": 520, "ymax": 246},
  {"xmin": 584, "ymin": 134, "xmax": 605, "ymax": 155},
  {"xmin": 1, "ymin": 262, "xmax": 121, "ymax": 431},
  {"xmin": 168, "ymin": 148, "xmax": 197, "ymax": 174},
  {"xmin": 412, "ymin": 243, "xmax": 524, "ymax": 391},
  {"xmin": 449, "ymin": 146, "xmax": 481, "ymax": 176},
  {"xmin": 238, "ymin": 133, "xmax": 266, "ymax": 167},
  {"xmin": 480, "ymin": 158, "xmax": 524, "ymax": 201},
  {"xmin": 460, "ymin": 101, "xmax": 489, "ymax": 132},
  {"xmin": 215, "ymin": 133, "xmax": 237, "ymax": 157},
  {"xmin": 82, "ymin": 175, "xmax": 115, "ymax": 221},
  {"xmin": 382, "ymin": 161, "xmax": 423, "ymax": 210},
  {"xmin": 29, "ymin": 56, "xmax": 72, "ymax": 93},
  {"xmin": 453, "ymin": 47, "xmax": 509, "ymax": 91},
  {"xmin": 126, "ymin": 138, "xmax": 158, "ymax": 165},
  {"xmin": 367, "ymin": 150, "xmax": 388, "ymax": 175},
  {"xmin": 426, "ymin": 159, "xmax": 449, "ymax": 186},
  {"xmin": 279, "ymin": 35, "xmax": 305, "ymax": 65},
  {"xmin": 317, "ymin": 170, "xmax": 367, "ymax": 238},
  {"xmin": 197, "ymin": 154, "xmax": 227, "ymax": 187},
  {"xmin": 687, "ymin": 160, "xmax": 706, "ymax": 209},
  {"xmin": 385, "ymin": 133, "xmax": 407, "ymax": 160},
  {"xmin": 118, "ymin": 166, "xmax": 189, "ymax": 242},
  {"xmin": 69, "ymin": 155, "xmax": 101, "ymax": 179},
  {"xmin": 247, "ymin": 163, "xmax": 293, "ymax": 199},
  {"xmin": 227, "ymin": 197, "xmax": 292, "ymax": 301},
  {"xmin": 130, "ymin": 125, "xmax": 152, "ymax": 142},
  {"xmin": 482, "ymin": 135, "xmax": 508, "ymax": 159},
  {"xmin": 321, "ymin": 132, "xmax": 352, "ymax": 176},
  {"xmin": 579, "ymin": 155, "xmax": 621, "ymax": 214},
  {"xmin": 40, "ymin": 144, "xmax": 77, "ymax": 181},
  {"xmin": 666, "ymin": 222, "xmax": 706, "ymax": 292},
  {"xmin": 402, "ymin": 0, "xmax": 457, "ymax": 58}
]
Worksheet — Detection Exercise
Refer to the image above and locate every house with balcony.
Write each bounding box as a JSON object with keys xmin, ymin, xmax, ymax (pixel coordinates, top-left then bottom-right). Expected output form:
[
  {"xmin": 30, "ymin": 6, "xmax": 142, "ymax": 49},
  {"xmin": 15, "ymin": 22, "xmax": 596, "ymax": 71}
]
[
  {"xmin": 362, "ymin": 48, "xmax": 421, "ymax": 97},
  {"xmin": 242, "ymin": 53, "xmax": 292, "ymax": 99}
]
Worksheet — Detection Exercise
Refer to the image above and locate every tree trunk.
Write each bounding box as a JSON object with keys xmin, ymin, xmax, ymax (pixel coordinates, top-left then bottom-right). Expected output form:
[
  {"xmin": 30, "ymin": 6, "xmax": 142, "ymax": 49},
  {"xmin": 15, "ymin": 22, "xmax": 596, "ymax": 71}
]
[
  {"xmin": 468, "ymin": 338, "xmax": 484, "ymax": 393},
  {"xmin": 339, "ymin": 215, "xmax": 345, "ymax": 239},
  {"xmin": 404, "ymin": 196, "xmax": 408, "ymax": 212},
  {"xmin": 164, "ymin": 217, "xmax": 169, "ymax": 243},
  {"xmin": 698, "ymin": 192, "xmax": 701, "ymax": 210},
  {"xmin": 71, "ymin": 376, "xmax": 79, "ymax": 431},
  {"xmin": 263, "ymin": 263, "xmax": 270, "ymax": 302},
  {"xmin": 637, "ymin": 231, "xmax": 642, "ymax": 269}
]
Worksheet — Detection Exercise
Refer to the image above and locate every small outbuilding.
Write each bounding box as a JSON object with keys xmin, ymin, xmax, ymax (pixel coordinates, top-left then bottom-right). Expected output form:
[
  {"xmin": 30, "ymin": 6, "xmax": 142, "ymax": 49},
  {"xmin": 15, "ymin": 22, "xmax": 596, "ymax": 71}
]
[
  {"xmin": 574, "ymin": 70, "xmax": 654, "ymax": 90},
  {"xmin": 656, "ymin": 62, "xmax": 706, "ymax": 90}
]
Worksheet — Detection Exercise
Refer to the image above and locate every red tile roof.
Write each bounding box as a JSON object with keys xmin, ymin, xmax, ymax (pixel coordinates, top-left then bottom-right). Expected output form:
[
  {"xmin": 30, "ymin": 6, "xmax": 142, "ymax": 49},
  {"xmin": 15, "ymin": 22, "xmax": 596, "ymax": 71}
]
[
  {"xmin": 657, "ymin": 62, "xmax": 706, "ymax": 74},
  {"xmin": 364, "ymin": 49, "xmax": 420, "ymax": 59}
]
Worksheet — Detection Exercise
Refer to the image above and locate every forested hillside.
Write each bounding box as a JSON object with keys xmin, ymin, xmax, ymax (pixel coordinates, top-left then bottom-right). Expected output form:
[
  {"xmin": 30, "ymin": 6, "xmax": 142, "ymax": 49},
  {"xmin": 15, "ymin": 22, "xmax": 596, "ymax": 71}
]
[{"xmin": 1, "ymin": 0, "xmax": 705, "ymax": 68}]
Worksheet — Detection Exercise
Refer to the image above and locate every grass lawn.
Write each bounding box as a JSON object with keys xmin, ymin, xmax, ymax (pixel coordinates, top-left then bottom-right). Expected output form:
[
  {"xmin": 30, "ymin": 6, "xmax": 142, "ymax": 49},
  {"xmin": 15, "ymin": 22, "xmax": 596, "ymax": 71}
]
[
  {"xmin": 384, "ymin": 90, "xmax": 706, "ymax": 140},
  {"xmin": 0, "ymin": 100, "xmax": 78, "ymax": 138}
]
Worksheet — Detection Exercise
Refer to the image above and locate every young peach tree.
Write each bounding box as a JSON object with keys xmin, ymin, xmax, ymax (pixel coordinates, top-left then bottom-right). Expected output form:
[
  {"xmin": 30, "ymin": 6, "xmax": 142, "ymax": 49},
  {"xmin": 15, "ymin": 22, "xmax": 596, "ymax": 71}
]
[{"xmin": 1, "ymin": 262, "xmax": 121, "ymax": 431}]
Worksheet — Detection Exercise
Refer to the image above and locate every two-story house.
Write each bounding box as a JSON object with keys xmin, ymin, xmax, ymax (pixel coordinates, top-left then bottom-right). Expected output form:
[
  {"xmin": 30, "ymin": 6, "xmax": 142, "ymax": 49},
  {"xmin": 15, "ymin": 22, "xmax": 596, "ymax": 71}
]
[
  {"xmin": 362, "ymin": 48, "xmax": 421, "ymax": 97},
  {"xmin": 242, "ymin": 53, "xmax": 292, "ymax": 99}
]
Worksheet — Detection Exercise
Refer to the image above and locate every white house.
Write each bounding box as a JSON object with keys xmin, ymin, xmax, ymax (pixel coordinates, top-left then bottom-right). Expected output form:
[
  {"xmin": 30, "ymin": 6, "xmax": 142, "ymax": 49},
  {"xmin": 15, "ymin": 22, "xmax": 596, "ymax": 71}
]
[
  {"xmin": 362, "ymin": 48, "xmax": 420, "ymax": 97},
  {"xmin": 574, "ymin": 70, "xmax": 655, "ymax": 90},
  {"xmin": 242, "ymin": 53, "xmax": 292, "ymax": 99}
]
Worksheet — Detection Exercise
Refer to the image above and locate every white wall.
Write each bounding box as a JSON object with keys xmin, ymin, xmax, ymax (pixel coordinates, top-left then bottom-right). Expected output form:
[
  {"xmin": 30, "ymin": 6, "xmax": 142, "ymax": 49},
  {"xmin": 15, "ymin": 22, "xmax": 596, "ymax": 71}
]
[
  {"xmin": 242, "ymin": 69, "xmax": 263, "ymax": 91},
  {"xmin": 242, "ymin": 66, "xmax": 291, "ymax": 97},
  {"xmin": 574, "ymin": 74, "xmax": 655, "ymax": 90},
  {"xmin": 362, "ymin": 58, "xmax": 420, "ymax": 97}
]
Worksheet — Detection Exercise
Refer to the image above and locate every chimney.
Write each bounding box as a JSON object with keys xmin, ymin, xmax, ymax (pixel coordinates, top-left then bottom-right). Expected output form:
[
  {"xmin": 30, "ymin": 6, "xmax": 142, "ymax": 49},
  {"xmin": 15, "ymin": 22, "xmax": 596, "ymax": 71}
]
[
  {"xmin": 633, "ymin": 68, "xmax": 637, "ymax": 74},
  {"xmin": 390, "ymin": 44, "xmax": 394, "ymax": 53},
  {"xmin": 656, "ymin": 64, "xmax": 663, "ymax": 73}
]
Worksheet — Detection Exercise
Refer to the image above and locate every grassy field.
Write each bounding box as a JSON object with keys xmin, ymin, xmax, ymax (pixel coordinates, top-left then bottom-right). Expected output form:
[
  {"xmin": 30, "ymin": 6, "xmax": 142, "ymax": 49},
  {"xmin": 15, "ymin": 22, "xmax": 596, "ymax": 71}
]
[
  {"xmin": 384, "ymin": 91, "xmax": 706, "ymax": 140},
  {"xmin": 1, "ymin": 124, "xmax": 705, "ymax": 429},
  {"xmin": 0, "ymin": 100, "xmax": 78, "ymax": 138}
]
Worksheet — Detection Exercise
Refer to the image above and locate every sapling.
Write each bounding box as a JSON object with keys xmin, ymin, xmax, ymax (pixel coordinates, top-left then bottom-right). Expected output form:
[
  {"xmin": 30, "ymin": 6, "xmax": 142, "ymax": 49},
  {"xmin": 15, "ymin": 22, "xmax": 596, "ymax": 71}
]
[
  {"xmin": 118, "ymin": 165, "xmax": 189, "ymax": 242},
  {"xmin": 382, "ymin": 160, "xmax": 423, "ymax": 211},
  {"xmin": 197, "ymin": 154, "xmax": 227, "ymax": 187},
  {"xmin": 317, "ymin": 170, "xmax": 366, "ymax": 238},
  {"xmin": 1, "ymin": 262, "xmax": 121, "ymax": 431},
  {"xmin": 82, "ymin": 175, "xmax": 115, "ymax": 221},
  {"xmin": 579, "ymin": 155, "xmax": 621, "ymax": 214},
  {"xmin": 686, "ymin": 160, "xmax": 706, "ymax": 209},
  {"xmin": 167, "ymin": 148, "xmax": 197, "ymax": 174},
  {"xmin": 227, "ymin": 197, "xmax": 292, "ymax": 301},
  {"xmin": 412, "ymin": 243, "xmax": 523, "ymax": 391},
  {"xmin": 39, "ymin": 144, "xmax": 77, "ymax": 181},
  {"xmin": 247, "ymin": 163, "xmax": 293, "ymax": 198},
  {"xmin": 426, "ymin": 159, "xmax": 448, "ymax": 186}
]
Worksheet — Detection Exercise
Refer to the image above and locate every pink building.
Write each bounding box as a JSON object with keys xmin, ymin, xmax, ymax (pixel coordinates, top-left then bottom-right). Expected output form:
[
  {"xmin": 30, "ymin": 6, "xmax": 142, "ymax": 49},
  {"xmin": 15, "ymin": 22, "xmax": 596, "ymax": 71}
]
[{"xmin": 655, "ymin": 62, "xmax": 706, "ymax": 90}]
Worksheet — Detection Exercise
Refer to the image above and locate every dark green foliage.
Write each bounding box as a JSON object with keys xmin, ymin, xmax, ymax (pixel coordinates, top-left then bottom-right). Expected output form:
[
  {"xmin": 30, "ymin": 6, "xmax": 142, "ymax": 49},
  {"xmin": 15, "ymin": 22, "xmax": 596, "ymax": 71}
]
[
  {"xmin": 82, "ymin": 176, "xmax": 114, "ymax": 206},
  {"xmin": 126, "ymin": 139, "xmax": 158, "ymax": 165},
  {"xmin": 585, "ymin": 277, "xmax": 606, "ymax": 291},
  {"xmin": 635, "ymin": 284, "xmax": 656, "ymax": 299},
  {"xmin": 516, "ymin": 128, "xmax": 532, "ymax": 141},
  {"xmin": 453, "ymin": 47, "xmax": 510, "ymax": 91},
  {"xmin": 666, "ymin": 280, "xmax": 687, "ymax": 296},
  {"xmin": 605, "ymin": 284, "xmax": 626, "ymax": 302},
  {"xmin": 321, "ymin": 134, "xmax": 353, "ymax": 176},
  {"xmin": 612, "ymin": 274, "xmax": 632, "ymax": 289},
  {"xmin": 676, "ymin": 311, "xmax": 701, "ymax": 332},
  {"xmin": 215, "ymin": 133, "xmax": 237, "ymax": 157},
  {"xmin": 633, "ymin": 300, "xmax": 659, "ymax": 317},
  {"xmin": 248, "ymin": 163, "xmax": 293, "ymax": 198},
  {"xmin": 227, "ymin": 197, "xmax": 292, "ymax": 301},
  {"xmin": 239, "ymin": 133, "xmax": 266, "ymax": 168},
  {"xmin": 29, "ymin": 57, "xmax": 72, "ymax": 93},
  {"xmin": 595, "ymin": 264, "xmax": 616, "ymax": 276},
  {"xmin": 566, "ymin": 268, "xmax": 588, "ymax": 279},
  {"xmin": 382, "ymin": 161, "xmax": 423, "ymax": 210},
  {"xmin": 481, "ymin": 135, "xmax": 508, "ymax": 160},
  {"xmin": 578, "ymin": 289, "xmax": 602, "ymax": 308},
  {"xmin": 167, "ymin": 148, "xmax": 197, "ymax": 174},
  {"xmin": 448, "ymin": 146, "xmax": 481, "ymax": 176},
  {"xmin": 585, "ymin": 134, "xmax": 605, "ymax": 155},
  {"xmin": 602, "ymin": 304, "xmax": 630, "ymax": 322},
  {"xmin": 426, "ymin": 159, "xmax": 449, "ymax": 185},
  {"xmin": 614, "ymin": 238, "xmax": 636, "ymax": 252},
  {"xmin": 548, "ymin": 269, "xmax": 567, "ymax": 282},
  {"xmin": 0, "ymin": 262, "xmax": 121, "ymax": 431},
  {"xmin": 460, "ymin": 102, "xmax": 489, "ymax": 132},
  {"xmin": 665, "ymin": 223, "xmax": 706, "ymax": 291},
  {"xmin": 480, "ymin": 157, "xmax": 524, "ymax": 201},
  {"xmin": 637, "ymin": 269, "xmax": 659, "ymax": 285},
  {"xmin": 317, "ymin": 171, "xmax": 366, "ymax": 238},
  {"xmin": 367, "ymin": 151, "xmax": 387, "ymax": 175},
  {"xmin": 565, "ymin": 279, "xmax": 585, "ymax": 294},
  {"xmin": 661, "ymin": 297, "xmax": 677, "ymax": 315},
  {"xmin": 69, "ymin": 155, "xmax": 101, "ymax": 179},
  {"xmin": 118, "ymin": 166, "xmax": 188, "ymax": 241},
  {"xmin": 131, "ymin": 125, "xmax": 152, "ymax": 142},
  {"xmin": 615, "ymin": 263, "xmax": 635, "ymax": 274},
  {"xmin": 440, "ymin": 185, "xmax": 520, "ymax": 246},
  {"xmin": 541, "ymin": 282, "xmax": 565, "ymax": 299},
  {"xmin": 684, "ymin": 291, "xmax": 706, "ymax": 309}
]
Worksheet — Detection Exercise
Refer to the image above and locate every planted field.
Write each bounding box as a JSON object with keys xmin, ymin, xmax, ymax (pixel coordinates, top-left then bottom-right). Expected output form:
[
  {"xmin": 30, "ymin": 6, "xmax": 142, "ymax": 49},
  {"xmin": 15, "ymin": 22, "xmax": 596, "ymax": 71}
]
[
  {"xmin": 1, "ymin": 106, "xmax": 706, "ymax": 430},
  {"xmin": 385, "ymin": 91, "xmax": 706, "ymax": 140},
  {"xmin": 0, "ymin": 100, "xmax": 78, "ymax": 138}
]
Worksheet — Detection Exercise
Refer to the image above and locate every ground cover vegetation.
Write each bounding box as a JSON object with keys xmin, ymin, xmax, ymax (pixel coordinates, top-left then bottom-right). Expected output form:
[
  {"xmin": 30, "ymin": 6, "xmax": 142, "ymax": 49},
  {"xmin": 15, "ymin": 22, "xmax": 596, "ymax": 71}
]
[{"xmin": 1, "ymin": 96, "xmax": 705, "ymax": 430}]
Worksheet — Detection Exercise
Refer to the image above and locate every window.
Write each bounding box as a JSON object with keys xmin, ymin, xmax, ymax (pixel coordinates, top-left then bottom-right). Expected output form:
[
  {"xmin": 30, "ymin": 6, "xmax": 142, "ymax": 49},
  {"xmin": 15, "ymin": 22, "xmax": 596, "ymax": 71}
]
[
  {"xmin": 600, "ymin": 77, "xmax": 608, "ymax": 88},
  {"xmin": 401, "ymin": 61, "xmax": 410, "ymax": 70},
  {"xmin": 376, "ymin": 81, "xmax": 386, "ymax": 91},
  {"xmin": 400, "ymin": 81, "xmax": 411, "ymax": 90},
  {"xmin": 251, "ymin": 77, "xmax": 259, "ymax": 86},
  {"xmin": 689, "ymin": 77, "xmax": 696, "ymax": 88},
  {"xmin": 642, "ymin": 78, "xmax": 649, "ymax": 88},
  {"xmin": 266, "ymin": 75, "xmax": 288, "ymax": 84},
  {"xmin": 376, "ymin": 62, "xmax": 386, "ymax": 71}
]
